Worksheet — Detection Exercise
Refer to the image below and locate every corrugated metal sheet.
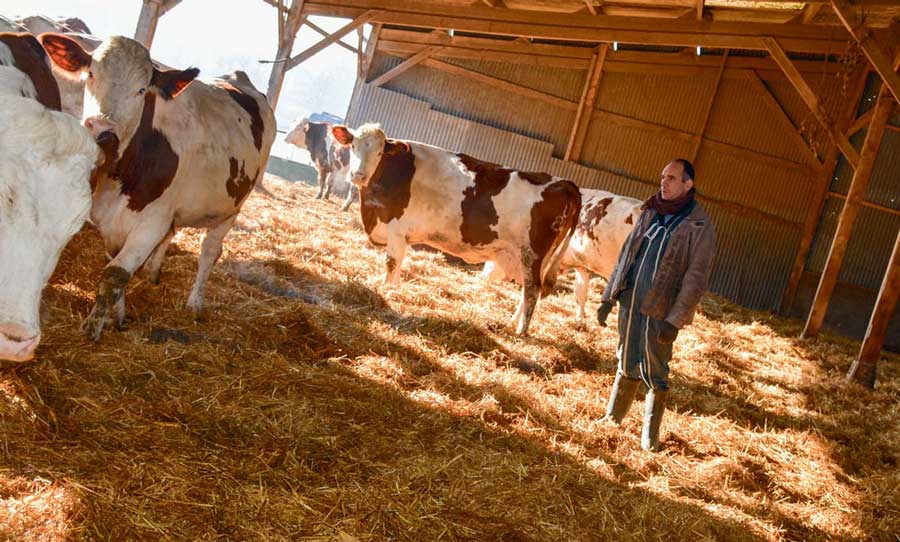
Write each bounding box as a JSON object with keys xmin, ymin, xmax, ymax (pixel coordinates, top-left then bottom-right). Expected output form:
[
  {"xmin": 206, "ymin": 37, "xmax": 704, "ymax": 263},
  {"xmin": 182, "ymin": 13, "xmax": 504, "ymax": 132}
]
[{"xmin": 350, "ymin": 49, "xmax": 896, "ymax": 311}]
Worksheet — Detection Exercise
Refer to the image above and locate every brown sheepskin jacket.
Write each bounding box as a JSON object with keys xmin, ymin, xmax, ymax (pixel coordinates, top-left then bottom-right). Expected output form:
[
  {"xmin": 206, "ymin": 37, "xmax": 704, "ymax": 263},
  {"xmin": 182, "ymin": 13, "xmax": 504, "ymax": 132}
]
[{"xmin": 600, "ymin": 201, "xmax": 716, "ymax": 329}]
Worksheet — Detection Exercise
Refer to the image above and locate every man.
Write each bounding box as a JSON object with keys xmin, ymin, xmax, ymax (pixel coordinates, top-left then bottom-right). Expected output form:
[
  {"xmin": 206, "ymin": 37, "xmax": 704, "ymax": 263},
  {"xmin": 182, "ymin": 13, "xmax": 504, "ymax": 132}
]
[{"xmin": 595, "ymin": 159, "xmax": 715, "ymax": 451}]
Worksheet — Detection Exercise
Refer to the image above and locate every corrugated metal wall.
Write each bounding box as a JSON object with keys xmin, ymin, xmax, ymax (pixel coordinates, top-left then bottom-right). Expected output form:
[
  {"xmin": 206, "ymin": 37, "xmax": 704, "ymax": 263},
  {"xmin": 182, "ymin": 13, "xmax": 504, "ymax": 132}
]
[{"xmin": 347, "ymin": 48, "xmax": 881, "ymax": 313}]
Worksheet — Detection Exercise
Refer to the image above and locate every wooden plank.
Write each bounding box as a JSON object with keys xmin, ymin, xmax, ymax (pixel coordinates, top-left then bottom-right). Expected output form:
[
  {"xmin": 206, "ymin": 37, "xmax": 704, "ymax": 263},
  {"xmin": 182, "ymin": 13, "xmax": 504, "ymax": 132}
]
[
  {"xmin": 420, "ymin": 57, "xmax": 578, "ymax": 110},
  {"xmin": 780, "ymin": 65, "xmax": 869, "ymax": 315},
  {"xmin": 848, "ymin": 225, "xmax": 900, "ymax": 388},
  {"xmin": 831, "ymin": 0, "xmax": 900, "ymax": 106},
  {"xmin": 134, "ymin": 0, "xmax": 163, "ymax": 48},
  {"xmin": 302, "ymin": 0, "xmax": 853, "ymax": 54},
  {"xmin": 370, "ymin": 44, "xmax": 445, "ymax": 87},
  {"xmin": 585, "ymin": 1, "xmax": 597, "ymax": 16},
  {"xmin": 742, "ymin": 69, "xmax": 822, "ymax": 167},
  {"xmin": 286, "ymin": 10, "xmax": 380, "ymax": 70},
  {"xmin": 265, "ymin": 0, "xmax": 306, "ymax": 109},
  {"xmin": 764, "ymin": 37, "xmax": 861, "ymax": 169},
  {"xmin": 696, "ymin": 0, "xmax": 704, "ymax": 21},
  {"xmin": 304, "ymin": 18, "xmax": 359, "ymax": 54},
  {"xmin": 690, "ymin": 50, "xmax": 728, "ymax": 162},
  {"xmin": 565, "ymin": 44, "xmax": 608, "ymax": 162},
  {"xmin": 362, "ymin": 23, "xmax": 382, "ymax": 81},
  {"xmin": 827, "ymin": 192, "xmax": 900, "ymax": 217},
  {"xmin": 801, "ymin": 86, "xmax": 895, "ymax": 338},
  {"xmin": 846, "ymin": 108, "xmax": 874, "ymax": 137}
]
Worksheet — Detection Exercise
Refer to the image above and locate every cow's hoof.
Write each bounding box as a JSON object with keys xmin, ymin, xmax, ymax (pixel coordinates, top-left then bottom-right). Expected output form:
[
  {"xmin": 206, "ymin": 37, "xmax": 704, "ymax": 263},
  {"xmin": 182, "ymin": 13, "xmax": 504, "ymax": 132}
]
[
  {"xmin": 81, "ymin": 312, "xmax": 109, "ymax": 342},
  {"xmin": 148, "ymin": 270, "xmax": 161, "ymax": 285},
  {"xmin": 314, "ymin": 193, "xmax": 323, "ymax": 200},
  {"xmin": 186, "ymin": 295, "xmax": 204, "ymax": 318},
  {"xmin": 340, "ymin": 203, "xmax": 352, "ymax": 212}
]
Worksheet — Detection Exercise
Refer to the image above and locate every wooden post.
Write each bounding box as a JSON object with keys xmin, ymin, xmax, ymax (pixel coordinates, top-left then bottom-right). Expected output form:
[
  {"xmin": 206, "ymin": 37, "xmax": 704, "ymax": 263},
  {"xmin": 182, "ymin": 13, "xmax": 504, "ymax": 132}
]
[
  {"xmin": 831, "ymin": 0, "xmax": 900, "ymax": 106},
  {"xmin": 564, "ymin": 43, "xmax": 608, "ymax": 162},
  {"xmin": 134, "ymin": 0, "xmax": 181, "ymax": 48},
  {"xmin": 764, "ymin": 37, "xmax": 861, "ymax": 170},
  {"xmin": 780, "ymin": 66, "xmax": 869, "ymax": 315},
  {"xmin": 690, "ymin": 49, "xmax": 728, "ymax": 162},
  {"xmin": 801, "ymin": 87, "xmax": 895, "ymax": 338},
  {"xmin": 848, "ymin": 224, "xmax": 900, "ymax": 388},
  {"xmin": 265, "ymin": 0, "xmax": 305, "ymax": 109}
]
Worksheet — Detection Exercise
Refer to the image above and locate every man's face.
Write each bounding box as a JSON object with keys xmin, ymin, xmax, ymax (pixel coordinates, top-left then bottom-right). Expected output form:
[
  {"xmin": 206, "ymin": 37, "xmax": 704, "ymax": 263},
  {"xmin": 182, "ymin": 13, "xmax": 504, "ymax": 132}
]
[{"xmin": 660, "ymin": 161, "xmax": 693, "ymax": 201}]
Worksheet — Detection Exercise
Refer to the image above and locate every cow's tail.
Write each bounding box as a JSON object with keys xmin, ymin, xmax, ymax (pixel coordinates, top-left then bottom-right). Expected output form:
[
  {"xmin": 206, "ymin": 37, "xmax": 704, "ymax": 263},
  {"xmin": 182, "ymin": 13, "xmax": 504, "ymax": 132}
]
[{"xmin": 540, "ymin": 182, "xmax": 582, "ymax": 298}]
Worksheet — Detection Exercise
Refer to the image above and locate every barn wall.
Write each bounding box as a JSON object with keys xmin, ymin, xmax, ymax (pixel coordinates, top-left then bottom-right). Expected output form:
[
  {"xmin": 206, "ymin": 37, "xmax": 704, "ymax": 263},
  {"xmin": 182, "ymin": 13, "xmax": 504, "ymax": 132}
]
[{"xmin": 347, "ymin": 48, "xmax": 869, "ymax": 314}]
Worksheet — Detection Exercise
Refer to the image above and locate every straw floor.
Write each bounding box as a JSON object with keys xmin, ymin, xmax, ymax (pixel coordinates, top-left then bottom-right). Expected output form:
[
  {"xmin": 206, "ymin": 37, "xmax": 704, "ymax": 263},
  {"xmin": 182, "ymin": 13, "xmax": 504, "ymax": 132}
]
[{"xmin": 1, "ymin": 175, "xmax": 898, "ymax": 541}]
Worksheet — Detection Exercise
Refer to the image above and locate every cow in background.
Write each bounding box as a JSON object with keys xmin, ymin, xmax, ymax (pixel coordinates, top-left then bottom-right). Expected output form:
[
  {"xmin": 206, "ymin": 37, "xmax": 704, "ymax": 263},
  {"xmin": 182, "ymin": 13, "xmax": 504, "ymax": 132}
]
[
  {"xmin": 332, "ymin": 123, "xmax": 581, "ymax": 336},
  {"xmin": 40, "ymin": 33, "xmax": 276, "ymax": 341},
  {"xmin": 0, "ymin": 36, "xmax": 98, "ymax": 360},
  {"xmin": 285, "ymin": 118, "xmax": 354, "ymax": 210},
  {"xmin": 484, "ymin": 189, "xmax": 641, "ymax": 322}
]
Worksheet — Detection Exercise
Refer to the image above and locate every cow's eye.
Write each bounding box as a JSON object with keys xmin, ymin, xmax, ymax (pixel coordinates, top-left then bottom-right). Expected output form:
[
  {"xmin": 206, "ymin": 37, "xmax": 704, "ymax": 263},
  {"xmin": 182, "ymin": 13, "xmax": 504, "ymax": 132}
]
[{"xmin": 138, "ymin": 88, "xmax": 146, "ymax": 95}]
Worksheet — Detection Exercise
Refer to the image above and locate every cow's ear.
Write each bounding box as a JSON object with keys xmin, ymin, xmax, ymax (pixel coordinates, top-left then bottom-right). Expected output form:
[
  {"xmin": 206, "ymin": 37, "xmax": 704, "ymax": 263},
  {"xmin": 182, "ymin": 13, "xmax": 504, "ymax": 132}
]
[
  {"xmin": 302, "ymin": 119, "xmax": 310, "ymax": 132},
  {"xmin": 332, "ymin": 125, "xmax": 354, "ymax": 146},
  {"xmin": 40, "ymin": 32, "xmax": 91, "ymax": 76},
  {"xmin": 151, "ymin": 67, "xmax": 199, "ymax": 100}
]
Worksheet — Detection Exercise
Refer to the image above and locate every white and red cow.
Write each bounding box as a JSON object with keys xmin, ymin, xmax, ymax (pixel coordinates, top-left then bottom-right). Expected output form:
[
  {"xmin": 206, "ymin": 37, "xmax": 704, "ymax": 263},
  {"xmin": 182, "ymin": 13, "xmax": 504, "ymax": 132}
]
[
  {"xmin": 485, "ymin": 189, "xmax": 641, "ymax": 322},
  {"xmin": 0, "ymin": 33, "xmax": 99, "ymax": 361},
  {"xmin": 284, "ymin": 118, "xmax": 354, "ymax": 209},
  {"xmin": 331, "ymin": 123, "xmax": 581, "ymax": 336},
  {"xmin": 39, "ymin": 33, "xmax": 276, "ymax": 341}
]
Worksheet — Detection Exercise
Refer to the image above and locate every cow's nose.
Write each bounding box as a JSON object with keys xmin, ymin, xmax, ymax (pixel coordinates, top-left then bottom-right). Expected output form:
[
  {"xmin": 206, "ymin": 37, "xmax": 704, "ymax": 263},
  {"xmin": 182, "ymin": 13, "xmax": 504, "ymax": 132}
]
[
  {"xmin": 83, "ymin": 117, "xmax": 116, "ymax": 140},
  {"xmin": 0, "ymin": 323, "xmax": 41, "ymax": 362}
]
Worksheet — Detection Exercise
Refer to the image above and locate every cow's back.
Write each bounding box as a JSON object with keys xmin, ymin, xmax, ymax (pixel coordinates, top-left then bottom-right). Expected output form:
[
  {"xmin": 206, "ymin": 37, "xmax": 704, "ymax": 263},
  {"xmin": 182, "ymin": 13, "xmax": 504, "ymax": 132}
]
[
  {"xmin": 0, "ymin": 32, "xmax": 61, "ymax": 111},
  {"xmin": 563, "ymin": 189, "xmax": 641, "ymax": 278}
]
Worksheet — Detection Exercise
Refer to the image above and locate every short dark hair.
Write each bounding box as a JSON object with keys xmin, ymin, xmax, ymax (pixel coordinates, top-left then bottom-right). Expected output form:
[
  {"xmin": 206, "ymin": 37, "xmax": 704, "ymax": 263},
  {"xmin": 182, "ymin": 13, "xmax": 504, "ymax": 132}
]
[{"xmin": 673, "ymin": 158, "xmax": 695, "ymax": 182}]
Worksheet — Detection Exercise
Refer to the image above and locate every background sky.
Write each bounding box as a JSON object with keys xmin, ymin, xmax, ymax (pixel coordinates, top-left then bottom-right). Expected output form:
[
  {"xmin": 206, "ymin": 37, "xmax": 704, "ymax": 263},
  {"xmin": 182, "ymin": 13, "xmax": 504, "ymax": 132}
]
[{"xmin": 3, "ymin": 0, "xmax": 364, "ymax": 161}]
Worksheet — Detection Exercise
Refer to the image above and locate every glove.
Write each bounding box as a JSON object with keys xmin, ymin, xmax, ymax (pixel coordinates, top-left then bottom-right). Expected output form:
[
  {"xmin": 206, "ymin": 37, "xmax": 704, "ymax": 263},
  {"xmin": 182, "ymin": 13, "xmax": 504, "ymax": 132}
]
[
  {"xmin": 596, "ymin": 302, "xmax": 614, "ymax": 327},
  {"xmin": 658, "ymin": 321, "xmax": 679, "ymax": 344}
]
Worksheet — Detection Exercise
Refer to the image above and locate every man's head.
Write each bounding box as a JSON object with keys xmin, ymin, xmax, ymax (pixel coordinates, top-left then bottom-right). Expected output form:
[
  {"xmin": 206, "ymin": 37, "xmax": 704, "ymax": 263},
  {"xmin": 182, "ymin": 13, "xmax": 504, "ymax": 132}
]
[{"xmin": 659, "ymin": 159, "xmax": 694, "ymax": 201}]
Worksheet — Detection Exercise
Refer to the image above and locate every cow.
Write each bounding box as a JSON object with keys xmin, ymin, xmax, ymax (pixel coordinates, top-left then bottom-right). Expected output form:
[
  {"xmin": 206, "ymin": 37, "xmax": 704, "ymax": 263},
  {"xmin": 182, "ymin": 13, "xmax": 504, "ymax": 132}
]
[
  {"xmin": 0, "ymin": 37, "xmax": 99, "ymax": 361},
  {"xmin": 330, "ymin": 123, "xmax": 581, "ymax": 336},
  {"xmin": 484, "ymin": 189, "xmax": 641, "ymax": 323},
  {"xmin": 284, "ymin": 118, "xmax": 354, "ymax": 210},
  {"xmin": 39, "ymin": 33, "xmax": 277, "ymax": 341},
  {"xmin": 0, "ymin": 32, "xmax": 61, "ymax": 110}
]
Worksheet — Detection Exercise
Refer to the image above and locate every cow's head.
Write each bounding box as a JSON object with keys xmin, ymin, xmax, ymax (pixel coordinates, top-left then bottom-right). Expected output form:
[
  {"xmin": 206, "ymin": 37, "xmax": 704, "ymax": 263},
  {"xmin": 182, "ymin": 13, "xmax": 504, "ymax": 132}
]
[
  {"xmin": 39, "ymin": 33, "xmax": 198, "ymax": 158},
  {"xmin": 331, "ymin": 123, "xmax": 386, "ymax": 186},
  {"xmin": 0, "ymin": 95, "xmax": 95, "ymax": 361},
  {"xmin": 284, "ymin": 117, "xmax": 310, "ymax": 149}
]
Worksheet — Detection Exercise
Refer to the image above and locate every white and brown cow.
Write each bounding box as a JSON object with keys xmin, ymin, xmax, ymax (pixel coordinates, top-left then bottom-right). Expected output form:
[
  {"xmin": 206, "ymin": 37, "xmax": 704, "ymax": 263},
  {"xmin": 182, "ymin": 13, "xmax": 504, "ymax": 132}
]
[
  {"xmin": 0, "ymin": 34, "xmax": 98, "ymax": 361},
  {"xmin": 331, "ymin": 123, "xmax": 581, "ymax": 335},
  {"xmin": 39, "ymin": 33, "xmax": 276, "ymax": 341},
  {"xmin": 484, "ymin": 189, "xmax": 641, "ymax": 322},
  {"xmin": 0, "ymin": 32, "xmax": 61, "ymax": 110},
  {"xmin": 284, "ymin": 118, "xmax": 353, "ymax": 209}
]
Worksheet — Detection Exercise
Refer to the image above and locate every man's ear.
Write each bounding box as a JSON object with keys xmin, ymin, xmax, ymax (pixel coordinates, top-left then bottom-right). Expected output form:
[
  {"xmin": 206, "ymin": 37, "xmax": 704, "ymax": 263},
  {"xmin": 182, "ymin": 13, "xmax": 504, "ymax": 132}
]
[
  {"xmin": 151, "ymin": 67, "xmax": 199, "ymax": 100},
  {"xmin": 685, "ymin": 179, "xmax": 694, "ymax": 192},
  {"xmin": 40, "ymin": 33, "xmax": 91, "ymax": 78},
  {"xmin": 331, "ymin": 125, "xmax": 354, "ymax": 146}
]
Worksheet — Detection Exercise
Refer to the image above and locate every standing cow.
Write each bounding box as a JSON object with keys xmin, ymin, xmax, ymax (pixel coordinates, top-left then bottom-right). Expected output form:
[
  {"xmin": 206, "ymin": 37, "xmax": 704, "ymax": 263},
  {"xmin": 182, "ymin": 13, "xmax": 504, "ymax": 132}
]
[
  {"xmin": 40, "ymin": 34, "xmax": 276, "ymax": 341},
  {"xmin": 484, "ymin": 189, "xmax": 641, "ymax": 322},
  {"xmin": 331, "ymin": 123, "xmax": 581, "ymax": 336},
  {"xmin": 0, "ymin": 33, "xmax": 98, "ymax": 361},
  {"xmin": 284, "ymin": 118, "xmax": 354, "ymax": 209}
]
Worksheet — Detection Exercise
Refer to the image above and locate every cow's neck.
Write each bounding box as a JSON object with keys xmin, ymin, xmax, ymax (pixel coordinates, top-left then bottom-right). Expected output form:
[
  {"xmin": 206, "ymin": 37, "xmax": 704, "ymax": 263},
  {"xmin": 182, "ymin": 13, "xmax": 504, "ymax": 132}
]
[{"xmin": 358, "ymin": 139, "xmax": 416, "ymax": 236}]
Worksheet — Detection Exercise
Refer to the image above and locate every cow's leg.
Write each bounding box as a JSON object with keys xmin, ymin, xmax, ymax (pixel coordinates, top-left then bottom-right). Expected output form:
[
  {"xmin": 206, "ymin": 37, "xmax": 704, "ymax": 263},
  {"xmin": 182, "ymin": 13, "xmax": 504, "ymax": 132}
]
[
  {"xmin": 144, "ymin": 226, "xmax": 175, "ymax": 285},
  {"xmin": 574, "ymin": 267, "xmax": 591, "ymax": 322},
  {"xmin": 314, "ymin": 167, "xmax": 329, "ymax": 199},
  {"xmin": 83, "ymin": 221, "xmax": 171, "ymax": 341},
  {"xmin": 384, "ymin": 230, "xmax": 408, "ymax": 286},
  {"xmin": 187, "ymin": 215, "xmax": 236, "ymax": 316},
  {"xmin": 513, "ymin": 253, "xmax": 541, "ymax": 336},
  {"xmin": 323, "ymin": 170, "xmax": 334, "ymax": 199},
  {"xmin": 341, "ymin": 183, "xmax": 356, "ymax": 212}
]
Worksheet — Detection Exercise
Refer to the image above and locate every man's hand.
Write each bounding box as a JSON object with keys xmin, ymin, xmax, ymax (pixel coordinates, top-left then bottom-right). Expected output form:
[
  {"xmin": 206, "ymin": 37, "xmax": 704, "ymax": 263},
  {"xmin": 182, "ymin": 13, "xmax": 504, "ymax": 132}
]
[
  {"xmin": 596, "ymin": 302, "xmax": 614, "ymax": 327},
  {"xmin": 658, "ymin": 321, "xmax": 679, "ymax": 344}
]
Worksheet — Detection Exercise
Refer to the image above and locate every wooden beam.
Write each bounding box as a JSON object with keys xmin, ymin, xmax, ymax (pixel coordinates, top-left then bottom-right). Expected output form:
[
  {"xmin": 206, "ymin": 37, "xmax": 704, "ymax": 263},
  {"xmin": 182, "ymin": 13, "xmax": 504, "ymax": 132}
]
[
  {"xmin": 266, "ymin": 0, "xmax": 306, "ymax": 109},
  {"xmin": 831, "ymin": 0, "xmax": 900, "ymax": 106},
  {"xmin": 696, "ymin": 0, "xmax": 704, "ymax": 21},
  {"xmin": 585, "ymin": 1, "xmax": 597, "ymax": 16},
  {"xmin": 565, "ymin": 44, "xmax": 608, "ymax": 162},
  {"xmin": 370, "ymin": 44, "xmax": 445, "ymax": 87},
  {"xmin": 286, "ymin": 10, "xmax": 380, "ymax": 70},
  {"xmin": 690, "ymin": 50, "xmax": 728, "ymax": 162},
  {"xmin": 134, "ymin": 0, "xmax": 182, "ymax": 49},
  {"xmin": 743, "ymin": 69, "xmax": 823, "ymax": 167},
  {"xmin": 827, "ymin": 192, "xmax": 900, "ymax": 217},
  {"xmin": 361, "ymin": 23, "xmax": 382, "ymax": 81},
  {"xmin": 801, "ymin": 87, "xmax": 895, "ymax": 338},
  {"xmin": 764, "ymin": 37, "xmax": 861, "ymax": 169},
  {"xmin": 780, "ymin": 65, "xmax": 869, "ymax": 315},
  {"xmin": 304, "ymin": 18, "xmax": 359, "ymax": 54},
  {"xmin": 792, "ymin": 4, "xmax": 823, "ymax": 24},
  {"xmin": 302, "ymin": 0, "xmax": 853, "ymax": 54},
  {"xmin": 420, "ymin": 57, "xmax": 578, "ymax": 110},
  {"xmin": 846, "ymin": 108, "xmax": 874, "ymax": 137},
  {"xmin": 848, "ymin": 225, "xmax": 900, "ymax": 388}
]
